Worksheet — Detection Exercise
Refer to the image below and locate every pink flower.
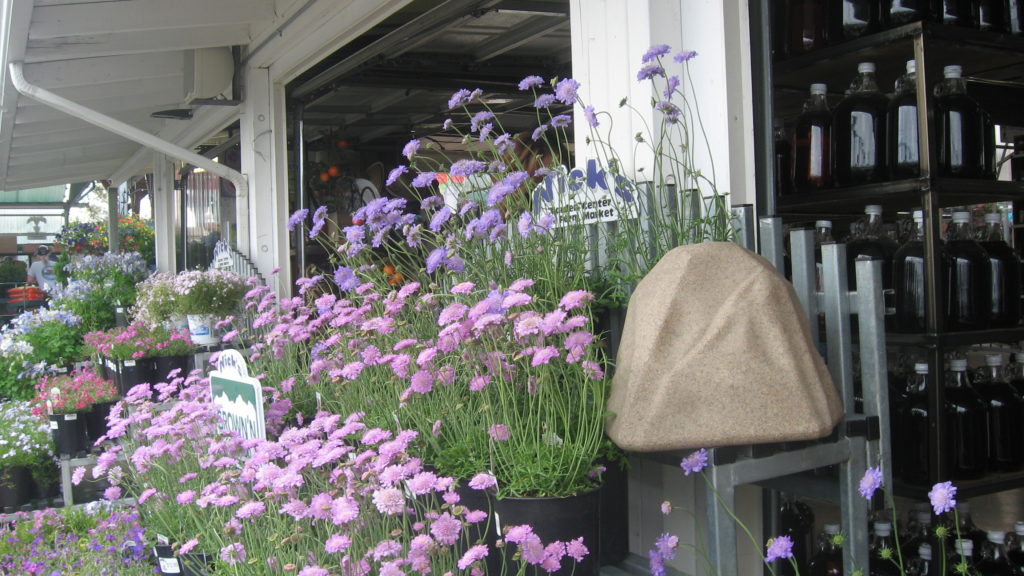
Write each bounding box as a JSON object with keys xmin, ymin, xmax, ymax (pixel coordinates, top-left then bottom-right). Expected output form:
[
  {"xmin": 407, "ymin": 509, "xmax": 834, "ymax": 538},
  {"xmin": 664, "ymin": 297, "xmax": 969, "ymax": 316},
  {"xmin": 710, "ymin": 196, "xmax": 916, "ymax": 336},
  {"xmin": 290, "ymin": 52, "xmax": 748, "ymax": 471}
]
[
  {"xmin": 566, "ymin": 538, "xmax": 589, "ymax": 562},
  {"xmin": 408, "ymin": 471, "xmax": 439, "ymax": 495},
  {"xmin": 504, "ymin": 525, "xmax": 534, "ymax": 544},
  {"xmin": 297, "ymin": 567, "xmax": 328, "ymax": 576},
  {"xmin": 430, "ymin": 512, "xmax": 462, "ymax": 546},
  {"xmin": 325, "ymin": 534, "xmax": 351, "ymax": 553},
  {"xmin": 176, "ymin": 490, "xmax": 196, "ymax": 505},
  {"xmin": 410, "ymin": 370, "xmax": 434, "ymax": 394},
  {"xmin": 179, "ymin": 539, "xmax": 199, "ymax": 555},
  {"xmin": 438, "ymin": 303, "xmax": 469, "ymax": 326},
  {"xmin": 451, "ymin": 282, "xmax": 475, "ymax": 294},
  {"xmin": 488, "ymin": 424, "xmax": 510, "ymax": 441},
  {"xmin": 373, "ymin": 487, "xmax": 406, "ymax": 515},
  {"xmin": 458, "ymin": 544, "xmax": 489, "ymax": 570},
  {"xmin": 469, "ymin": 374, "xmax": 490, "ymax": 391},
  {"xmin": 220, "ymin": 542, "xmax": 246, "ymax": 565},
  {"xmin": 236, "ymin": 501, "xmax": 266, "ymax": 520},
  {"xmin": 331, "ymin": 496, "xmax": 359, "ymax": 524},
  {"xmin": 432, "ymin": 420, "xmax": 443, "ymax": 436},
  {"xmin": 531, "ymin": 346, "xmax": 561, "ymax": 366},
  {"xmin": 465, "ymin": 509, "xmax": 488, "ymax": 523},
  {"xmin": 468, "ymin": 473, "xmax": 497, "ymax": 490},
  {"xmin": 103, "ymin": 486, "xmax": 121, "ymax": 501},
  {"xmin": 71, "ymin": 466, "xmax": 86, "ymax": 486}
]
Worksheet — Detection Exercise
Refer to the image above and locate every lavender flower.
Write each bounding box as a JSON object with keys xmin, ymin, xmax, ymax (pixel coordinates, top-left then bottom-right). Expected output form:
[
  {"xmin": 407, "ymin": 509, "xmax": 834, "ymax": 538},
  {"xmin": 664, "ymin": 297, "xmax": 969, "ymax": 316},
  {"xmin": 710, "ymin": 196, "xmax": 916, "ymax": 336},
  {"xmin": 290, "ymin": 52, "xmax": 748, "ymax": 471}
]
[
  {"xmin": 637, "ymin": 64, "xmax": 666, "ymax": 81},
  {"xmin": 674, "ymin": 49, "xmax": 698, "ymax": 62},
  {"xmin": 554, "ymin": 77, "xmax": 581, "ymax": 104},
  {"xmin": 412, "ymin": 171, "xmax": 437, "ymax": 188},
  {"xmin": 929, "ymin": 481, "xmax": 957, "ymax": 515},
  {"xmin": 765, "ymin": 535, "xmax": 794, "ymax": 563},
  {"xmin": 584, "ymin": 105, "xmax": 599, "ymax": 127},
  {"xmin": 534, "ymin": 94, "xmax": 556, "ymax": 108},
  {"xmin": 448, "ymin": 88, "xmax": 472, "ymax": 109},
  {"xmin": 642, "ymin": 44, "xmax": 672, "ymax": 62},
  {"xmin": 386, "ymin": 165, "xmax": 408, "ymax": 186},
  {"xmin": 518, "ymin": 75, "xmax": 544, "ymax": 90},
  {"xmin": 680, "ymin": 448, "xmax": 708, "ymax": 475},
  {"xmin": 287, "ymin": 208, "xmax": 309, "ymax": 231},
  {"xmin": 859, "ymin": 466, "xmax": 883, "ymax": 500},
  {"xmin": 402, "ymin": 138, "xmax": 421, "ymax": 160}
]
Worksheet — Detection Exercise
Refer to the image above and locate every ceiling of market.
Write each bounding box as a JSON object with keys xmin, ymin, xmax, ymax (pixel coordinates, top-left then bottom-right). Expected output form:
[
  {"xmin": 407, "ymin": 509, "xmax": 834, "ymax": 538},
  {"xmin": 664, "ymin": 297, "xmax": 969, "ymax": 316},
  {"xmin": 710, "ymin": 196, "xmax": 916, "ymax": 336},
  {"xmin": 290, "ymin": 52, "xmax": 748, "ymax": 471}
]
[{"xmin": 0, "ymin": 0, "xmax": 572, "ymax": 194}]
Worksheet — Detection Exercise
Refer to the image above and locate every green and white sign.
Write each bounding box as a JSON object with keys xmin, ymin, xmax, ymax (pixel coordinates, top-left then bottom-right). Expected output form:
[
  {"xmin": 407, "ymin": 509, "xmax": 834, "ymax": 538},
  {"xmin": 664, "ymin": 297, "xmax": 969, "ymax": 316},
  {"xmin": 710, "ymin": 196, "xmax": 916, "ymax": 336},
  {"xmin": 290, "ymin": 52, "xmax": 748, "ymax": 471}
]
[{"xmin": 209, "ymin": 349, "xmax": 265, "ymax": 442}]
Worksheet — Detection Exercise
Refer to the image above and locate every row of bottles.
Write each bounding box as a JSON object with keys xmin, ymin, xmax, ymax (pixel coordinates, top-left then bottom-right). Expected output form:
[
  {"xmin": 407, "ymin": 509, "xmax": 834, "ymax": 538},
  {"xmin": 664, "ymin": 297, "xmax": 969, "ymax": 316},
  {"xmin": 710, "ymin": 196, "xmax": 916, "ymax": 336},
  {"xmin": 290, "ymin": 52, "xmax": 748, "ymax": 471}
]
[
  {"xmin": 890, "ymin": 352, "xmax": 1024, "ymax": 484},
  {"xmin": 782, "ymin": 61, "xmax": 996, "ymax": 195},
  {"xmin": 809, "ymin": 205, "xmax": 1020, "ymax": 334},
  {"xmin": 777, "ymin": 0, "xmax": 1024, "ymax": 58},
  {"xmin": 798, "ymin": 501, "xmax": 1024, "ymax": 575}
]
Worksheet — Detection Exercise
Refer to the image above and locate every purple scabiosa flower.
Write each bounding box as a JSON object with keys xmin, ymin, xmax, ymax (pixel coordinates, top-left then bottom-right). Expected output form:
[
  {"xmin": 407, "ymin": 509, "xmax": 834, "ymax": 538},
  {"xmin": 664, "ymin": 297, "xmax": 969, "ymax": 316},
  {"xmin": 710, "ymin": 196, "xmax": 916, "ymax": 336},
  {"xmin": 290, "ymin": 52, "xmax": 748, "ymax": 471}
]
[
  {"xmin": 373, "ymin": 487, "xmax": 406, "ymax": 515},
  {"xmin": 479, "ymin": 123, "xmax": 494, "ymax": 141},
  {"xmin": 334, "ymin": 266, "xmax": 359, "ymax": 291},
  {"xmin": 331, "ymin": 496, "xmax": 359, "ymax": 525},
  {"xmin": 71, "ymin": 466, "xmax": 86, "ymax": 485},
  {"xmin": 410, "ymin": 370, "xmax": 434, "ymax": 394},
  {"xmin": 386, "ymin": 165, "xmax": 408, "ymax": 186},
  {"xmin": 236, "ymin": 501, "xmax": 266, "ymax": 520},
  {"xmin": 220, "ymin": 542, "xmax": 246, "ymax": 565},
  {"xmin": 765, "ymin": 535, "xmax": 794, "ymax": 563},
  {"xmin": 488, "ymin": 424, "xmax": 510, "ymax": 441},
  {"xmin": 137, "ymin": 487, "xmax": 158, "ymax": 504},
  {"xmin": 177, "ymin": 490, "xmax": 196, "ymax": 505},
  {"xmin": 361, "ymin": 428, "xmax": 392, "ymax": 444},
  {"xmin": 661, "ymin": 500, "xmax": 673, "ymax": 515},
  {"xmin": 559, "ymin": 290, "xmax": 594, "ymax": 310},
  {"xmin": 567, "ymin": 538, "xmax": 589, "ymax": 562},
  {"xmin": 373, "ymin": 540, "xmax": 403, "ymax": 561},
  {"xmin": 649, "ymin": 549, "xmax": 667, "ymax": 576},
  {"xmin": 430, "ymin": 512, "xmax": 462, "ymax": 546},
  {"xmin": 298, "ymin": 567, "xmax": 328, "ymax": 576},
  {"xmin": 551, "ymin": 114, "xmax": 572, "ymax": 128},
  {"xmin": 426, "ymin": 247, "xmax": 448, "ymax": 275},
  {"xmin": 532, "ymin": 124, "xmax": 549, "ymax": 141},
  {"xmin": 432, "ymin": 420, "xmax": 443, "ymax": 436},
  {"xmin": 681, "ymin": 448, "xmax": 709, "ymax": 475},
  {"xmin": 555, "ymin": 77, "xmax": 581, "ymax": 104},
  {"xmin": 287, "ymin": 208, "xmax": 309, "ymax": 231},
  {"xmin": 487, "ymin": 182, "xmax": 514, "ymax": 207},
  {"xmin": 429, "ymin": 206, "xmax": 452, "ymax": 232},
  {"xmin": 655, "ymin": 533, "xmax": 679, "ymax": 560},
  {"xmin": 656, "ymin": 100, "xmax": 682, "ymax": 123},
  {"xmin": 417, "ymin": 347, "xmax": 437, "ymax": 366},
  {"xmin": 450, "ymin": 158, "xmax": 488, "ymax": 177},
  {"xmin": 531, "ymin": 346, "xmax": 561, "ymax": 366},
  {"xmin": 465, "ymin": 509, "xmax": 488, "ymax": 523},
  {"xmin": 468, "ymin": 374, "xmax": 490, "ymax": 391},
  {"xmin": 412, "ymin": 171, "xmax": 437, "ymax": 188},
  {"xmin": 180, "ymin": 539, "xmax": 199, "ymax": 555},
  {"xmin": 403, "ymin": 138, "xmax": 421, "ymax": 160},
  {"xmin": 451, "ymin": 281, "xmax": 475, "ymax": 294},
  {"xmin": 469, "ymin": 473, "xmax": 497, "ymax": 490},
  {"xmin": 325, "ymin": 534, "xmax": 351, "ymax": 554},
  {"xmin": 443, "ymin": 118, "xmax": 454, "ymax": 130},
  {"xmin": 859, "ymin": 466, "xmax": 883, "ymax": 500},
  {"xmin": 637, "ymin": 64, "xmax": 666, "ymax": 81},
  {"xmin": 471, "ymin": 110, "xmax": 494, "ymax": 133},
  {"xmin": 104, "ymin": 486, "xmax": 122, "ymax": 500},
  {"xmin": 664, "ymin": 75, "xmax": 680, "ymax": 98},
  {"xmin": 407, "ymin": 471, "xmax": 439, "ymax": 495},
  {"xmin": 519, "ymin": 75, "xmax": 545, "ymax": 90},
  {"xmin": 929, "ymin": 481, "xmax": 957, "ymax": 515},
  {"xmin": 448, "ymin": 88, "xmax": 472, "ymax": 109},
  {"xmin": 310, "ymin": 205, "xmax": 329, "ymax": 238},
  {"xmin": 643, "ymin": 44, "xmax": 672, "ymax": 62},
  {"xmin": 459, "ymin": 545, "xmax": 489, "ymax": 570},
  {"xmin": 535, "ymin": 94, "xmax": 556, "ymax": 108},
  {"xmin": 674, "ymin": 49, "xmax": 698, "ymax": 62},
  {"xmin": 494, "ymin": 132, "xmax": 514, "ymax": 154},
  {"xmin": 517, "ymin": 211, "xmax": 534, "ymax": 238},
  {"xmin": 584, "ymin": 104, "xmax": 599, "ymax": 128}
]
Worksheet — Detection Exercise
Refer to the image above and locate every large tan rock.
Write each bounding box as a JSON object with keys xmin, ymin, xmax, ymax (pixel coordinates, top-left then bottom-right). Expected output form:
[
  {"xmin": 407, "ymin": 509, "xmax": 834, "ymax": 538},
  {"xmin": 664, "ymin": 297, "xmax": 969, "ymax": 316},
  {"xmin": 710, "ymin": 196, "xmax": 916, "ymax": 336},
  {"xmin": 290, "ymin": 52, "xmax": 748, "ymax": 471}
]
[{"xmin": 606, "ymin": 242, "xmax": 842, "ymax": 452}]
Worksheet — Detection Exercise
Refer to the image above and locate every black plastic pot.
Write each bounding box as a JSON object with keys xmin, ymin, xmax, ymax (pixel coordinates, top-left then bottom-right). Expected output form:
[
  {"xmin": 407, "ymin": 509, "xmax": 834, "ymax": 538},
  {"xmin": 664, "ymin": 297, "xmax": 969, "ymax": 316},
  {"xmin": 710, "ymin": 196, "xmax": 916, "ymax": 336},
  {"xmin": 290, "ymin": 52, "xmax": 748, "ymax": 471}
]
[
  {"xmin": 598, "ymin": 461, "xmax": 630, "ymax": 566},
  {"xmin": 153, "ymin": 355, "xmax": 193, "ymax": 383},
  {"xmin": 111, "ymin": 357, "xmax": 157, "ymax": 396},
  {"xmin": 154, "ymin": 545, "xmax": 210, "ymax": 576},
  {"xmin": 84, "ymin": 401, "xmax": 116, "ymax": 446},
  {"xmin": 49, "ymin": 412, "xmax": 88, "ymax": 457},
  {"xmin": 493, "ymin": 487, "xmax": 600, "ymax": 576},
  {"xmin": 0, "ymin": 466, "xmax": 33, "ymax": 513}
]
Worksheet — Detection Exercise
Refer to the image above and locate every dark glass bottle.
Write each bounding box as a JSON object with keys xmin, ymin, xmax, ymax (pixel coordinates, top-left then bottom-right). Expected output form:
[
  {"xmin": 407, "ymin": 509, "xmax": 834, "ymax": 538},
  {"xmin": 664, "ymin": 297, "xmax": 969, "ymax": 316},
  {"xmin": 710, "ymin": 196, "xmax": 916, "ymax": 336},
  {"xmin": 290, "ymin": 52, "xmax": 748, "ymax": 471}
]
[
  {"xmin": 1006, "ymin": 353, "xmax": 1024, "ymax": 396},
  {"xmin": 870, "ymin": 521, "xmax": 901, "ymax": 576},
  {"xmin": 834, "ymin": 62, "xmax": 889, "ymax": 187},
  {"xmin": 978, "ymin": 0, "xmax": 1008, "ymax": 31},
  {"xmin": 978, "ymin": 531, "xmax": 1015, "ymax": 576},
  {"xmin": 888, "ymin": 60, "xmax": 921, "ymax": 179},
  {"xmin": 895, "ymin": 362, "xmax": 932, "ymax": 484},
  {"xmin": 848, "ymin": 205, "xmax": 898, "ymax": 301},
  {"xmin": 894, "ymin": 210, "xmax": 949, "ymax": 332},
  {"xmin": 954, "ymin": 502, "xmax": 991, "ymax": 555},
  {"xmin": 950, "ymin": 539, "xmax": 979, "ymax": 576},
  {"xmin": 945, "ymin": 358, "xmax": 989, "ymax": 480},
  {"xmin": 835, "ymin": 0, "xmax": 883, "ymax": 40},
  {"xmin": 945, "ymin": 211, "xmax": 991, "ymax": 331},
  {"xmin": 793, "ymin": 83, "xmax": 833, "ymax": 192},
  {"xmin": 902, "ymin": 509, "xmax": 934, "ymax": 562},
  {"xmin": 809, "ymin": 524, "xmax": 844, "ymax": 576},
  {"xmin": 788, "ymin": 0, "xmax": 830, "ymax": 53},
  {"xmin": 929, "ymin": 0, "xmax": 978, "ymax": 25},
  {"xmin": 934, "ymin": 65, "xmax": 995, "ymax": 179},
  {"xmin": 974, "ymin": 354, "xmax": 1024, "ymax": 471},
  {"xmin": 1006, "ymin": 522, "xmax": 1024, "ymax": 573},
  {"xmin": 1010, "ymin": 0, "xmax": 1024, "ymax": 34},
  {"xmin": 889, "ymin": 0, "xmax": 926, "ymax": 25},
  {"xmin": 979, "ymin": 213, "xmax": 1021, "ymax": 329},
  {"xmin": 780, "ymin": 498, "xmax": 815, "ymax": 576}
]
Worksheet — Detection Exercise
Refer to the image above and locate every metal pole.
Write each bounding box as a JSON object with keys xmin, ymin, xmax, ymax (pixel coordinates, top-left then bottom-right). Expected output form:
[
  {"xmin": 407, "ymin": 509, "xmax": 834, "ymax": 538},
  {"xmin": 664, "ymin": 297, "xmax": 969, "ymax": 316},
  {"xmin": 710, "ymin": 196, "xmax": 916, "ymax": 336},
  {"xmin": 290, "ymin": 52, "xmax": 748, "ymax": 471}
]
[{"xmin": 294, "ymin": 104, "xmax": 307, "ymax": 278}]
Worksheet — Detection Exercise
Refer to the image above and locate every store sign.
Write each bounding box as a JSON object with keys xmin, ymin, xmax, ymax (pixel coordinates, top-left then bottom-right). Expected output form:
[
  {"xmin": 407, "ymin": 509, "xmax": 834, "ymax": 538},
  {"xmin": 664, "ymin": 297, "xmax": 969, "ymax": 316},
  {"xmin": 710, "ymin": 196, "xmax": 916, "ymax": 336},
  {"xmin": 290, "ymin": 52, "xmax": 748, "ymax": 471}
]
[
  {"xmin": 209, "ymin": 350, "xmax": 265, "ymax": 442},
  {"xmin": 533, "ymin": 159, "xmax": 638, "ymax": 225},
  {"xmin": 212, "ymin": 241, "xmax": 234, "ymax": 270}
]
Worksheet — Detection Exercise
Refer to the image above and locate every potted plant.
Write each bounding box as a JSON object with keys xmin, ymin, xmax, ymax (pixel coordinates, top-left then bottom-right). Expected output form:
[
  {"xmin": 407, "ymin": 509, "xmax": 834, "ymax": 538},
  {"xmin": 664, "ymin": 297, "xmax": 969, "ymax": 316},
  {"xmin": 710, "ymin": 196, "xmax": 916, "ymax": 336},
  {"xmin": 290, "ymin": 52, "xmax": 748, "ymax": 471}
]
[
  {"xmin": 149, "ymin": 325, "xmax": 195, "ymax": 382},
  {"xmin": 32, "ymin": 370, "xmax": 97, "ymax": 456},
  {"xmin": 171, "ymin": 269, "xmax": 249, "ymax": 345},
  {"xmin": 51, "ymin": 251, "xmax": 151, "ymax": 331},
  {"xmin": 44, "ymin": 367, "xmax": 119, "ymax": 446},
  {"xmin": 0, "ymin": 401, "xmax": 52, "ymax": 512},
  {"xmin": 132, "ymin": 272, "xmax": 182, "ymax": 329}
]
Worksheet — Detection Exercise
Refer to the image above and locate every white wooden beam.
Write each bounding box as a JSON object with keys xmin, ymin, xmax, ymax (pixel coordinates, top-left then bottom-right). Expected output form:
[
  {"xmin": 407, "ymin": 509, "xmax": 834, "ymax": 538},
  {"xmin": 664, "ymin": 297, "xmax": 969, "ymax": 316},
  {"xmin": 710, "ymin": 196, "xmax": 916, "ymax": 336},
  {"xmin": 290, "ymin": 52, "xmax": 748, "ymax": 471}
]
[
  {"xmin": 19, "ymin": 74, "xmax": 183, "ymax": 107},
  {"xmin": 25, "ymin": 25, "xmax": 253, "ymax": 63},
  {"xmin": 29, "ymin": 0, "xmax": 274, "ymax": 39},
  {"xmin": 0, "ymin": 0, "xmax": 34, "ymax": 189},
  {"xmin": 151, "ymin": 151, "xmax": 176, "ymax": 273},
  {"xmin": 12, "ymin": 133, "xmax": 131, "ymax": 155},
  {"xmin": 8, "ymin": 141, "xmax": 141, "ymax": 167},
  {"xmin": 15, "ymin": 93, "xmax": 181, "ymax": 123},
  {"xmin": 23, "ymin": 52, "xmax": 184, "ymax": 88},
  {"xmin": 14, "ymin": 113, "xmax": 163, "ymax": 136}
]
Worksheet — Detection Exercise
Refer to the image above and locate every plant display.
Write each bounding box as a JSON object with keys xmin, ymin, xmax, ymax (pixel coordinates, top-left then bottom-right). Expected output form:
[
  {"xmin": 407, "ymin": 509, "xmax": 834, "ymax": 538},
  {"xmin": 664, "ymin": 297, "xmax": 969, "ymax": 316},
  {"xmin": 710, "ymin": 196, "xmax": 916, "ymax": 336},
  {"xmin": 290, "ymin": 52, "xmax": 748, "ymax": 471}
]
[
  {"xmin": 84, "ymin": 322, "xmax": 193, "ymax": 361},
  {"xmin": 172, "ymin": 269, "xmax": 249, "ymax": 316},
  {"xmin": 0, "ymin": 258, "xmax": 27, "ymax": 283},
  {"xmin": 131, "ymin": 272, "xmax": 179, "ymax": 327},
  {"xmin": 0, "ymin": 401, "xmax": 52, "ymax": 468},
  {"xmin": 56, "ymin": 216, "xmax": 155, "ymax": 264},
  {"xmin": 87, "ymin": 374, "xmax": 587, "ymax": 575},
  {"xmin": 0, "ymin": 505, "xmax": 151, "ymax": 575},
  {"xmin": 3, "ymin": 308, "xmax": 84, "ymax": 369},
  {"xmin": 55, "ymin": 221, "xmax": 104, "ymax": 255},
  {"xmin": 50, "ymin": 251, "xmax": 151, "ymax": 331},
  {"xmin": 33, "ymin": 367, "xmax": 118, "ymax": 415}
]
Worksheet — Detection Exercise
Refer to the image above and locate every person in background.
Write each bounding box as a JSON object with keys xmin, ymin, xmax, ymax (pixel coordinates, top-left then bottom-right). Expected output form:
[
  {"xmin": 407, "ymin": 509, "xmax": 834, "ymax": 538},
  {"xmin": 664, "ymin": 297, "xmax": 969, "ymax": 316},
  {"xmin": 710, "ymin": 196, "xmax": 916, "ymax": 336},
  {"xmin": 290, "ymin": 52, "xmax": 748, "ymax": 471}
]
[{"xmin": 26, "ymin": 245, "xmax": 58, "ymax": 292}]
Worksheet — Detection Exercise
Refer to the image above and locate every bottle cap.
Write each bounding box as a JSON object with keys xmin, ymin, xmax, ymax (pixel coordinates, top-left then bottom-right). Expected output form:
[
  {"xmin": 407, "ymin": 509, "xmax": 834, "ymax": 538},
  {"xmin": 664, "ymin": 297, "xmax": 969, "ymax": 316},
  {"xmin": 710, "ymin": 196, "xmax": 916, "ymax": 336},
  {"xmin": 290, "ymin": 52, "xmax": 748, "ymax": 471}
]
[
  {"xmin": 918, "ymin": 543, "xmax": 932, "ymax": 561},
  {"xmin": 944, "ymin": 65, "xmax": 963, "ymax": 78},
  {"xmin": 986, "ymin": 354, "xmax": 1004, "ymax": 367},
  {"xmin": 816, "ymin": 220, "xmax": 833, "ymax": 229},
  {"xmin": 955, "ymin": 539, "xmax": 973, "ymax": 555},
  {"xmin": 912, "ymin": 210, "xmax": 923, "ymax": 221},
  {"xmin": 952, "ymin": 211, "xmax": 970, "ymax": 223},
  {"xmin": 911, "ymin": 501, "xmax": 932, "ymax": 514},
  {"xmin": 988, "ymin": 530, "xmax": 1006, "ymax": 544},
  {"xmin": 865, "ymin": 204, "xmax": 883, "ymax": 216},
  {"xmin": 914, "ymin": 362, "xmax": 929, "ymax": 374},
  {"xmin": 1014, "ymin": 521, "xmax": 1024, "ymax": 535},
  {"xmin": 950, "ymin": 359, "xmax": 968, "ymax": 371},
  {"xmin": 858, "ymin": 62, "xmax": 876, "ymax": 74},
  {"xmin": 1014, "ymin": 353, "xmax": 1024, "ymax": 363},
  {"xmin": 824, "ymin": 523, "xmax": 841, "ymax": 535},
  {"xmin": 957, "ymin": 501, "xmax": 972, "ymax": 514},
  {"xmin": 915, "ymin": 511, "xmax": 932, "ymax": 525},
  {"xmin": 810, "ymin": 83, "xmax": 827, "ymax": 95},
  {"xmin": 874, "ymin": 521, "xmax": 892, "ymax": 536},
  {"xmin": 985, "ymin": 213, "xmax": 1001, "ymax": 224},
  {"xmin": 906, "ymin": 59, "xmax": 917, "ymax": 74}
]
